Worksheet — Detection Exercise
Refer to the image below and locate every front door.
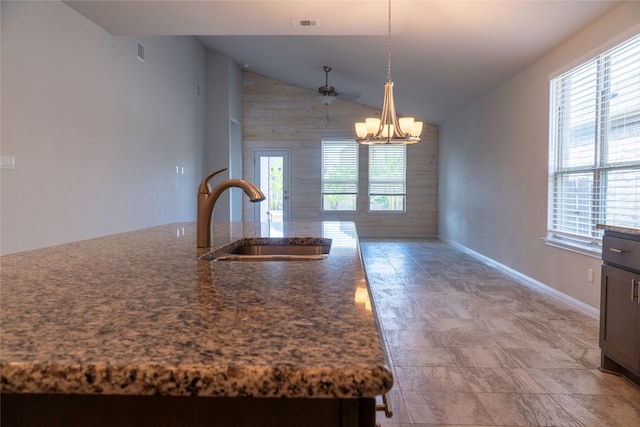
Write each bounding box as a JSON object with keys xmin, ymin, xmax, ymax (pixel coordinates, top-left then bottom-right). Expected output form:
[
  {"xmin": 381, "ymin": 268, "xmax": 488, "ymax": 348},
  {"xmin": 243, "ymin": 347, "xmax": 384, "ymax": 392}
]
[{"xmin": 253, "ymin": 149, "xmax": 290, "ymax": 223}]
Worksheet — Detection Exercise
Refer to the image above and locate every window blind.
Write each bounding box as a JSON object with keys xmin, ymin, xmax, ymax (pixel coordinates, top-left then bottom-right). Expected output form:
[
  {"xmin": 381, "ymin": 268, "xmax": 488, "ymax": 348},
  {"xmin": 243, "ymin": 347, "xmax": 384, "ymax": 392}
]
[
  {"xmin": 369, "ymin": 145, "xmax": 406, "ymax": 211},
  {"xmin": 549, "ymin": 33, "xmax": 640, "ymax": 245},
  {"xmin": 321, "ymin": 139, "xmax": 359, "ymax": 211}
]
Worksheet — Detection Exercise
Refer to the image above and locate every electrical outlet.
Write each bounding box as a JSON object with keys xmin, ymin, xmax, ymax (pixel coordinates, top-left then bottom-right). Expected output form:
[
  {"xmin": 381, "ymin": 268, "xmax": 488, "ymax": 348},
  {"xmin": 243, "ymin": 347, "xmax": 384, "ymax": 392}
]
[{"xmin": 588, "ymin": 268, "xmax": 594, "ymax": 282}]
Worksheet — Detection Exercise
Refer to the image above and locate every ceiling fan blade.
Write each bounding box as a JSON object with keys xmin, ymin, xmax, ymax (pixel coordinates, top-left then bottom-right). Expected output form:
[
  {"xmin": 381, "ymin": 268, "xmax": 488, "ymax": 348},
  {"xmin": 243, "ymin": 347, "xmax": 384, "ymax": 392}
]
[{"xmin": 336, "ymin": 88, "xmax": 361, "ymax": 101}]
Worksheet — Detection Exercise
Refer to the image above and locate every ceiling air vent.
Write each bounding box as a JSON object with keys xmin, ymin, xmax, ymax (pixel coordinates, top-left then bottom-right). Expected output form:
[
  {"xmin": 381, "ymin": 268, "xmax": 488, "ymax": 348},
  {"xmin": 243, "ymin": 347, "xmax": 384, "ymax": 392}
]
[{"xmin": 291, "ymin": 19, "xmax": 319, "ymax": 28}]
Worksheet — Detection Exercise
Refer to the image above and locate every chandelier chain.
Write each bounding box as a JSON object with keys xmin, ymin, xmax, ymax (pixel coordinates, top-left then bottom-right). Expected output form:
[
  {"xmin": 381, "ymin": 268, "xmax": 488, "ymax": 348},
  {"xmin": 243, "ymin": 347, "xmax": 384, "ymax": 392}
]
[{"xmin": 387, "ymin": 0, "xmax": 392, "ymax": 82}]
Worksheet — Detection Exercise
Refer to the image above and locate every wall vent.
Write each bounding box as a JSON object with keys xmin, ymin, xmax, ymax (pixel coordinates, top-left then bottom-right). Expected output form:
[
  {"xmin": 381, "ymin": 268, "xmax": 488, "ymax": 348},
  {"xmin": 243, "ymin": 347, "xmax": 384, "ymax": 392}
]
[
  {"xmin": 137, "ymin": 41, "xmax": 145, "ymax": 62},
  {"xmin": 291, "ymin": 19, "xmax": 319, "ymax": 28}
]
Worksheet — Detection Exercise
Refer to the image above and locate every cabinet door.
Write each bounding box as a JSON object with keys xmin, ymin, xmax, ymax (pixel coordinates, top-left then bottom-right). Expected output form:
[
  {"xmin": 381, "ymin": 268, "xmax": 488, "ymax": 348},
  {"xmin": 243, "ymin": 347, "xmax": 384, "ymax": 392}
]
[{"xmin": 600, "ymin": 265, "xmax": 640, "ymax": 372}]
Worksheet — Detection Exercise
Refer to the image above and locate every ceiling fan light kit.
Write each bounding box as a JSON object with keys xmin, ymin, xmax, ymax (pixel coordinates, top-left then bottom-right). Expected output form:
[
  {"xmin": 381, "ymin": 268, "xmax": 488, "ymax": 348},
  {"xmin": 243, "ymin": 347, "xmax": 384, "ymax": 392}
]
[
  {"xmin": 355, "ymin": 0, "xmax": 422, "ymax": 145},
  {"xmin": 318, "ymin": 94, "xmax": 336, "ymax": 105}
]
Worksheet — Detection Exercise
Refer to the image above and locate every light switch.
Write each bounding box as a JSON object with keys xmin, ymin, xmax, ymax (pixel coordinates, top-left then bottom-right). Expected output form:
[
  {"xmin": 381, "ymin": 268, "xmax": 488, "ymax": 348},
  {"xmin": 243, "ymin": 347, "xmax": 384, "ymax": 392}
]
[{"xmin": 0, "ymin": 156, "xmax": 15, "ymax": 169}]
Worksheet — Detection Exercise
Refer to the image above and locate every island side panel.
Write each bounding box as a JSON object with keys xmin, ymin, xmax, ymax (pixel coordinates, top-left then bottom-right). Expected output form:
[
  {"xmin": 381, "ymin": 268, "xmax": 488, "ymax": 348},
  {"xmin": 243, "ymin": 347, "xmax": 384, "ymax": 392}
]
[{"xmin": 1, "ymin": 394, "xmax": 377, "ymax": 427}]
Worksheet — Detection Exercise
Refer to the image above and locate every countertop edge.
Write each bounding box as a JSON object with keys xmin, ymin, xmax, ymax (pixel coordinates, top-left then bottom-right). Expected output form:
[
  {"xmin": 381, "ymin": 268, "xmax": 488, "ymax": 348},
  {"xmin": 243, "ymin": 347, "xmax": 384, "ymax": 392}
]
[
  {"xmin": 0, "ymin": 362, "xmax": 393, "ymax": 398},
  {"xmin": 596, "ymin": 224, "xmax": 640, "ymax": 236}
]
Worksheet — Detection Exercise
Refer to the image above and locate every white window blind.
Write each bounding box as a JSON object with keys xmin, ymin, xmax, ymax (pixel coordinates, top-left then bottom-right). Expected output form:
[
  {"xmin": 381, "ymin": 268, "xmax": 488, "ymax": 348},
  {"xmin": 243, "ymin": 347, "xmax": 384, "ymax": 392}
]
[
  {"xmin": 549, "ymin": 33, "xmax": 640, "ymax": 249},
  {"xmin": 369, "ymin": 145, "xmax": 406, "ymax": 211},
  {"xmin": 321, "ymin": 139, "xmax": 359, "ymax": 211}
]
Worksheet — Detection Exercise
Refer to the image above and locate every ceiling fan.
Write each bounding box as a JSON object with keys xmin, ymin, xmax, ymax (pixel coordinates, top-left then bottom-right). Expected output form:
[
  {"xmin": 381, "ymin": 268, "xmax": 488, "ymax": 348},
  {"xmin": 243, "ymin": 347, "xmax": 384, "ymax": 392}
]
[{"xmin": 317, "ymin": 66, "xmax": 360, "ymax": 105}]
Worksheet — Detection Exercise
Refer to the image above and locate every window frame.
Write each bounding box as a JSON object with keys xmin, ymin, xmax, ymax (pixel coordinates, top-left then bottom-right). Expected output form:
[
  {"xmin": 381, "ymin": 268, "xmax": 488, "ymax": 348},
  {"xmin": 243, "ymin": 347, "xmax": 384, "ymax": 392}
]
[
  {"xmin": 368, "ymin": 144, "xmax": 407, "ymax": 213},
  {"xmin": 321, "ymin": 138, "xmax": 359, "ymax": 212},
  {"xmin": 547, "ymin": 33, "xmax": 640, "ymax": 256}
]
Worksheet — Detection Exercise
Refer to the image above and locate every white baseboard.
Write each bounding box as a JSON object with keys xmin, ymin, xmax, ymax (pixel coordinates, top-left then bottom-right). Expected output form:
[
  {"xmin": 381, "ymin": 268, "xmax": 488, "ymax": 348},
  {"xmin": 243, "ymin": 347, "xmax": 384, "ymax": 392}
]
[{"xmin": 445, "ymin": 240, "xmax": 600, "ymax": 320}]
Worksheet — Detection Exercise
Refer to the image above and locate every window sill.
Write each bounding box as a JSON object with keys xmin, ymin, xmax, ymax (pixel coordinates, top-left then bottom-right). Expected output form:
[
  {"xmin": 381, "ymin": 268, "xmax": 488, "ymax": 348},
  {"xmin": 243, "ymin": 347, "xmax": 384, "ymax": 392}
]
[
  {"xmin": 543, "ymin": 236, "xmax": 602, "ymax": 259},
  {"xmin": 321, "ymin": 210, "xmax": 358, "ymax": 214}
]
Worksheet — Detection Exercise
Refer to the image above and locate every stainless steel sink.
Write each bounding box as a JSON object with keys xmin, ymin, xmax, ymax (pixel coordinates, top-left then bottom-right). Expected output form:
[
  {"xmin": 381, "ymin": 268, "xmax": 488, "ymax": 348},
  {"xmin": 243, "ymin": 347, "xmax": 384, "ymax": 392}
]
[
  {"xmin": 202, "ymin": 238, "xmax": 331, "ymax": 261},
  {"xmin": 214, "ymin": 254, "xmax": 328, "ymax": 261}
]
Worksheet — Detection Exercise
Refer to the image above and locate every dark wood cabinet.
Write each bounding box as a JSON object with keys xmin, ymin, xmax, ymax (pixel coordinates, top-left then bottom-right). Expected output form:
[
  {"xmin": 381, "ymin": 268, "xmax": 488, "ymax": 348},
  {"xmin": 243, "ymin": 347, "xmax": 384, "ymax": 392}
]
[
  {"xmin": 599, "ymin": 230, "xmax": 640, "ymax": 385},
  {"xmin": 600, "ymin": 265, "xmax": 640, "ymax": 371},
  {"xmin": 1, "ymin": 394, "xmax": 376, "ymax": 427}
]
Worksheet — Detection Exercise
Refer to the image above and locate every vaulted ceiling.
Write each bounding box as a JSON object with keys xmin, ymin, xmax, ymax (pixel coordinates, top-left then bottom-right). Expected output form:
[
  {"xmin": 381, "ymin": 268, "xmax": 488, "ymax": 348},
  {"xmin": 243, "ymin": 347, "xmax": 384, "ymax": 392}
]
[{"xmin": 64, "ymin": 0, "xmax": 624, "ymax": 124}]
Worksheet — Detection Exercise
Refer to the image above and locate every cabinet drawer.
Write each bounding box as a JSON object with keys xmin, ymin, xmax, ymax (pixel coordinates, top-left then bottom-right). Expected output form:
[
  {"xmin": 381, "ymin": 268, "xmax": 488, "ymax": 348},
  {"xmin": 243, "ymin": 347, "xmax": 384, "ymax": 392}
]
[{"xmin": 603, "ymin": 235, "xmax": 640, "ymax": 271}]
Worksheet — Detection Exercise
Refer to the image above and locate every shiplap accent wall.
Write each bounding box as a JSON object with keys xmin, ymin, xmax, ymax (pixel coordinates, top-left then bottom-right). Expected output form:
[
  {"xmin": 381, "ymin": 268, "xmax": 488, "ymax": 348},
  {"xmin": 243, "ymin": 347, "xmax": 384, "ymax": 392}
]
[{"xmin": 242, "ymin": 72, "xmax": 438, "ymax": 238}]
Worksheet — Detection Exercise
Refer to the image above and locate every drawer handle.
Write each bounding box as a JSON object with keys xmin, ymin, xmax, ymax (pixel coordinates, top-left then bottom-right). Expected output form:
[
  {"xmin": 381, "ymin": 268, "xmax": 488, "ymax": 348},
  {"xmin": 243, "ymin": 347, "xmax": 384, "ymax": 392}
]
[
  {"xmin": 376, "ymin": 392, "xmax": 393, "ymax": 418},
  {"xmin": 609, "ymin": 247, "xmax": 627, "ymax": 254}
]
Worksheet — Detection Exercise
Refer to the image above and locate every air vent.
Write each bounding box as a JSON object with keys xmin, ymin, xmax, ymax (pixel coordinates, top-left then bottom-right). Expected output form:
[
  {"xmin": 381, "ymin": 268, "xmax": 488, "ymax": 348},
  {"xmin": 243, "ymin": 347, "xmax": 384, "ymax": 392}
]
[
  {"xmin": 291, "ymin": 19, "xmax": 319, "ymax": 28},
  {"xmin": 137, "ymin": 41, "xmax": 145, "ymax": 62}
]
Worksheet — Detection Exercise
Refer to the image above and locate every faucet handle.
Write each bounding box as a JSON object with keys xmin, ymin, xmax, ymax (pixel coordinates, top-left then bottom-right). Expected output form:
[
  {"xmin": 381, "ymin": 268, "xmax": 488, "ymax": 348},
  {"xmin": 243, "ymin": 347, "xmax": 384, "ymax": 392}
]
[{"xmin": 198, "ymin": 168, "xmax": 228, "ymax": 194}]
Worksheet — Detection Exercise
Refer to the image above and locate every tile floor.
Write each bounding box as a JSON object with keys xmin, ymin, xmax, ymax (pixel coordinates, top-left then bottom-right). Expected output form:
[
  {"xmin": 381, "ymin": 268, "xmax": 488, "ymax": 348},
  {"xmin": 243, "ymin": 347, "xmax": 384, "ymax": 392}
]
[{"xmin": 360, "ymin": 239, "xmax": 640, "ymax": 427}]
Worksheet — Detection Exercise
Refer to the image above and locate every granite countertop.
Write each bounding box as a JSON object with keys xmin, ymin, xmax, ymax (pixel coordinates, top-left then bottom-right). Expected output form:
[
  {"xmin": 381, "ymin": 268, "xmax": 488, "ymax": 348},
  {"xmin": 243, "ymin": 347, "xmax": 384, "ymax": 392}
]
[
  {"xmin": 596, "ymin": 224, "xmax": 640, "ymax": 236},
  {"xmin": 0, "ymin": 222, "xmax": 392, "ymax": 399}
]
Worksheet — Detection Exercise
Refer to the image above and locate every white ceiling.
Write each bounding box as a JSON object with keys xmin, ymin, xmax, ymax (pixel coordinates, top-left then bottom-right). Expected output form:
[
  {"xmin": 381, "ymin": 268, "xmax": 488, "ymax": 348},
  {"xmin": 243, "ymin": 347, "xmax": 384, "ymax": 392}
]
[{"xmin": 64, "ymin": 0, "xmax": 624, "ymax": 124}]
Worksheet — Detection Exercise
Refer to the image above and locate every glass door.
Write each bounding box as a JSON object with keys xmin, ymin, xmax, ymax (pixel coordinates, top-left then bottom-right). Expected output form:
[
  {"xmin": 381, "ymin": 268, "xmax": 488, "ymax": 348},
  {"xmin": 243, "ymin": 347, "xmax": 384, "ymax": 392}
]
[{"xmin": 253, "ymin": 149, "xmax": 290, "ymax": 223}]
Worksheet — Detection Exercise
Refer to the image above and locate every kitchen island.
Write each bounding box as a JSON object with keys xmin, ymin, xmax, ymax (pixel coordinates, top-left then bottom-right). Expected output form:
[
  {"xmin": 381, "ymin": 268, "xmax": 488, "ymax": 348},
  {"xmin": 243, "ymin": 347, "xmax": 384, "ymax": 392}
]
[{"xmin": 0, "ymin": 222, "xmax": 393, "ymax": 426}]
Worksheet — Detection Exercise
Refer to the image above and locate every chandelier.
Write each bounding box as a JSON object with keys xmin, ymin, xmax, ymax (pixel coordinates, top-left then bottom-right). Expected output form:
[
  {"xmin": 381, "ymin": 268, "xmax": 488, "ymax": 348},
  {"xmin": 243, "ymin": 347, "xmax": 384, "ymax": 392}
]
[{"xmin": 355, "ymin": 0, "xmax": 422, "ymax": 144}]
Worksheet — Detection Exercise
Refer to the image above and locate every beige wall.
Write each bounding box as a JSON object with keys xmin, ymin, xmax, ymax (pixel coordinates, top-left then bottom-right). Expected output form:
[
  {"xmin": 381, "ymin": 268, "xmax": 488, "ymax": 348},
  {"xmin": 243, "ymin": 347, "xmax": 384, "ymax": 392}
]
[
  {"xmin": 241, "ymin": 72, "xmax": 438, "ymax": 238},
  {"xmin": 438, "ymin": 1, "xmax": 640, "ymax": 310}
]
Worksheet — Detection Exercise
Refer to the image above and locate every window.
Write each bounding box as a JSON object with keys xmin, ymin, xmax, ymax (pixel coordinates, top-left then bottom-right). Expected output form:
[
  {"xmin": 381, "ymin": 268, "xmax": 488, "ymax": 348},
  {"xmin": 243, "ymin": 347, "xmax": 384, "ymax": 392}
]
[
  {"xmin": 548, "ymin": 34, "xmax": 640, "ymax": 252},
  {"xmin": 369, "ymin": 145, "xmax": 406, "ymax": 211},
  {"xmin": 321, "ymin": 139, "xmax": 359, "ymax": 211}
]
